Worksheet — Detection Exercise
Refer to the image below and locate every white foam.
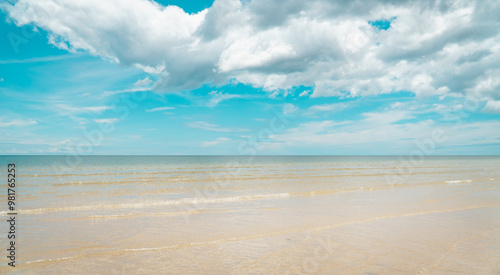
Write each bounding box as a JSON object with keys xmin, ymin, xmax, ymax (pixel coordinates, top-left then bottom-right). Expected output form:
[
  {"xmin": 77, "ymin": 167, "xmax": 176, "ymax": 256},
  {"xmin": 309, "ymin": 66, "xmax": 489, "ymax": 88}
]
[
  {"xmin": 25, "ymin": 256, "xmax": 73, "ymax": 264},
  {"xmin": 88, "ymin": 214, "xmax": 127, "ymax": 218},
  {"xmin": 0, "ymin": 193, "xmax": 291, "ymax": 216},
  {"xmin": 445, "ymin": 180, "xmax": 472, "ymax": 184}
]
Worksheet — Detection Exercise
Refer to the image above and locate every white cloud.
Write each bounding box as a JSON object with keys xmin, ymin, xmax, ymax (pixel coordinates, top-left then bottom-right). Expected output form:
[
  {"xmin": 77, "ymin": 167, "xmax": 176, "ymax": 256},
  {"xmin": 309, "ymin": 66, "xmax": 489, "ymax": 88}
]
[
  {"xmin": 3, "ymin": 0, "xmax": 500, "ymax": 101},
  {"xmin": 4, "ymin": 0, "xmax": 207, "ymax": 91},
  {"xmin": 0, "ymin": 54, "xmax": 78, "ymax": 64},
  {"xmin": 146, "ymin": 106, "xmax": 175, "ymax": 112},
  {"xmin": 307, "ymin": 103, "xmax": 348, "ymax": 114},
  {"xmin": 362, "ymin": 110, "xmax": 414, "ymax": 125},
  {"xmin": 134, "ymin": 77, "xmax": 153, "ymax": 87},
  {"xmin": 0, "ymin": 119, "xmax": 37, "ymax": 127},
  {"xmin": 94, "ymin": 118, "xmax": 119, "ymax": 124},
  {"xmin": 60, "ymin": 139, "xmax": 70, "ymax": 145},
  {"xmin": 482, "ymin": 100, "xmax": 500, "ymax": 113},
  {"xmin": 205, "ymin": 90, "xmax": 241, "ymax": 108},
  {"xmin": 282, "ymin": 103, "xmax": 297, "ymax": 115},
  {"xmin": 201, "ymin": 137, "xmax": 230, "ymax": 147},
  {"xmin": 299, "ymin": 90, "xmax": 311, "ymax": 97},
  {"xmin": 83, "ymin": 106, "xmax": 113, "ymax": 113},
  {"xmin": 102, "ymin": 86, "xmax": 151, "ymax": 96},
  {"xmin": 186, "ymin": 121, "xmax": 231, "ymax": 132},
  {"xmin": 129, "ymin": 135, "xmax": 142, "ymax": 140},
  {"xmin": 390, "ymin": 102, "xmax": 407, "ymax": 109},
  {"xmin": 186, "ymin": 121, "xmax": 247, "ymax": 132},
  {"xmin": 56, "ymin": 104, "xmax": 113, "ymax": 114},
  {"xmin": 267, "ymin": 114, "xmax": 500, "ymax": 154}
]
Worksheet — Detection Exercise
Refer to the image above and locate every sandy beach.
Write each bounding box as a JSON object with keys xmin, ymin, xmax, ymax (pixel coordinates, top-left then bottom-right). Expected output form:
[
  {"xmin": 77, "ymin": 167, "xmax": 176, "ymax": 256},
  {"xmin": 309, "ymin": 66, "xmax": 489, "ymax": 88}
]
[{"xmin": 0, "ymin": 156, "xmax": 499, "ymax": 274}]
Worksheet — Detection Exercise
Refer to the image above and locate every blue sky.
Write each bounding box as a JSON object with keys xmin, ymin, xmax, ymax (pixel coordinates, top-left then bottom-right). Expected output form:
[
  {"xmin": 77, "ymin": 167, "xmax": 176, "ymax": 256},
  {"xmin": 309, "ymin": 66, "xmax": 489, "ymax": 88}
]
[{"xmin": 0, "ymin": 0, "xmax": 499, "ymax": 155}]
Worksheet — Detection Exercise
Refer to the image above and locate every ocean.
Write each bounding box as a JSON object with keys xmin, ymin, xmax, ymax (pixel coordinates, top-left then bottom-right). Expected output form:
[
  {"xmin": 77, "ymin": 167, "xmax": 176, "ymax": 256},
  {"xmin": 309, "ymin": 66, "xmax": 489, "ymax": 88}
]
[{"xmin": 0, "ymin": 155, "xmax": 499, "ymax": 274}]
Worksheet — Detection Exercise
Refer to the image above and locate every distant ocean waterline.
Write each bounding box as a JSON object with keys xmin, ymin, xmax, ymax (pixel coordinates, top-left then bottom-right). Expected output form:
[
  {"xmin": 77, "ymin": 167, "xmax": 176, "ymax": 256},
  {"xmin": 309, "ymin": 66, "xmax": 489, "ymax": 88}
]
[{"xmin": 0, "ymin": 155, "xmax": 499, "ymax": 274}]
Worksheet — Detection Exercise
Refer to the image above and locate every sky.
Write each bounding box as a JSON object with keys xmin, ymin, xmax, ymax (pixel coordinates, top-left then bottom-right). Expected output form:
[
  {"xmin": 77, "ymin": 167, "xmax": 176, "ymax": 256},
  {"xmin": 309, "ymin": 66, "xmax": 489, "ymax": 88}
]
[{"xmin": 0, "ymin": 0, "xmax": 499, "ymax": 155}]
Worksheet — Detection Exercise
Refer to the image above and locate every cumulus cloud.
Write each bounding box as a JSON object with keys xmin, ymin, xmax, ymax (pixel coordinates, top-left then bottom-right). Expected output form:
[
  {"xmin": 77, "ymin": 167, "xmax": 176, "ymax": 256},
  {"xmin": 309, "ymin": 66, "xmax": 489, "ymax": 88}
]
[
  {"xmin": 482, "ymin": 100, "xmax": 500, "ymax": 113},
  {"xmin": 299, "ymin": 90, "xmax": 312, "ymax": 97},
  {"xmin": 3, "ymin": 0, "xmax": 500, "ymax": 101}
]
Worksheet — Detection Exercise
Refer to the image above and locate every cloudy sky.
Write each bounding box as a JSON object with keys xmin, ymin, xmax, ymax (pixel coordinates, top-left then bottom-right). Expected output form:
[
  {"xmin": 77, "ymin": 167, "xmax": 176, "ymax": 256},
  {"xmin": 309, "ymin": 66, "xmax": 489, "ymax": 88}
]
[{"xmin": 0, "ymin": 0, "xmax": 499, "ymax": 155}]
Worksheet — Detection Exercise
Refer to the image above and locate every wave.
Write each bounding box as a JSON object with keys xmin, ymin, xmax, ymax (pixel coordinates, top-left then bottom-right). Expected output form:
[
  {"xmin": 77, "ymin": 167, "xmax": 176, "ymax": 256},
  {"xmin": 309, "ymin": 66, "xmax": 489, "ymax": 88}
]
[
  {"xmin": 24, "ymin": 169, "xmax": 232, "ymax": 178},
  {"xmin": 49, "ymin": 170, "xmax": 458, "ymax": 186},
  {"xmin": 81, "ymin": 209, "xmax": 238, "ymax": 219},
  {"xmin": 0, "ymin": 193, "xmax": 290, "ymax": 216},
  {"xmin": 444, "ymin": 180, "xmax": 472, "ymax": 184},
  {"xmin": 25, "ymin": 256, "xmax": 75, "ymax": 265},
  {"xmin": 5, "ymin": 176, "xmax": 494, "ymax": 217}
]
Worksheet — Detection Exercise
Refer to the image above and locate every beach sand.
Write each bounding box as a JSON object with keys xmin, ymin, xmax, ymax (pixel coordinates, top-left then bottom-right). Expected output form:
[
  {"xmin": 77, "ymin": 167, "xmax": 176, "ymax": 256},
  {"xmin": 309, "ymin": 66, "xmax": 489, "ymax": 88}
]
[{"xmin": 1, "ymin": 156, "xmax": 499, "ymax": 274}]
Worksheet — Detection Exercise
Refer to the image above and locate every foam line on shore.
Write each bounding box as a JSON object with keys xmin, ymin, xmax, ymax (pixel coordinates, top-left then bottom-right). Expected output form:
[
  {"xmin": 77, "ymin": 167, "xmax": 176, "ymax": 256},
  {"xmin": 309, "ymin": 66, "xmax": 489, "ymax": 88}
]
[{"xmin": 0, "ymin": 193, "xmax": 291, "ymax": 215}]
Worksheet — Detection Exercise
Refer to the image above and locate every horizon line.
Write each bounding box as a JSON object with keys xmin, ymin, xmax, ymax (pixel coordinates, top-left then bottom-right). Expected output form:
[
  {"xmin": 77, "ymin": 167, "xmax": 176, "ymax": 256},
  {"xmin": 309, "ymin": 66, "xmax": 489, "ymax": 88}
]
[{"xmin": 1, "ymin": 154, "xmax": 500, "ymax": 157}]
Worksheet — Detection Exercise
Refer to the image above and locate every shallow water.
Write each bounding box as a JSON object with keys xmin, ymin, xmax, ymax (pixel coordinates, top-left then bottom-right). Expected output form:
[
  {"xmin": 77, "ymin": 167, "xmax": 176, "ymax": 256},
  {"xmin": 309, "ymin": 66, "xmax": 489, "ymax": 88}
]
[{"xmin": 0, "ymin": 156, "xmax": 499, "ymax": 274}]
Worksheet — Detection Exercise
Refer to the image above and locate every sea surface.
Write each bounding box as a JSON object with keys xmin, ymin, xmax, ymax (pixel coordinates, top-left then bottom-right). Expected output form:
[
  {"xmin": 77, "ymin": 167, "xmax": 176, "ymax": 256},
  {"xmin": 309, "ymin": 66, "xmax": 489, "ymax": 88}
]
[{"xmin": 0, "ymin": 155, "xmax": 499, "ymax": 274}]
